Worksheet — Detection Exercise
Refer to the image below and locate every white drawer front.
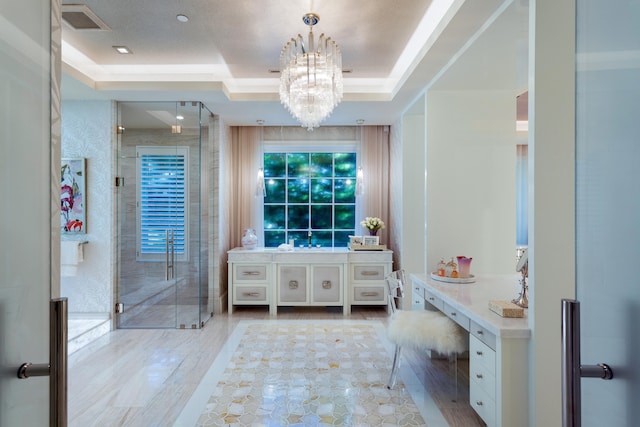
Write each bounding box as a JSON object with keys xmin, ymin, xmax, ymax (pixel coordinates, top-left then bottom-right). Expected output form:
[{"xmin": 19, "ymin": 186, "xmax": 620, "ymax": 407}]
[
  {"xmin": 234, "ymin": 286, "xmax": 268, "ymax": 303},
  {"xmin": 423, "ymin": 289, "xmax": 444, "ymax": 311},
  {"xmin": 353, "ymin": 265, "xmax": 385, "ymax": 281},
  {"xmin": 470, "ymin": 378, "xmax": 496, "ymax": 427},
  {"xmin": 470, "ymin": 335, "xmax": 496, "ymax": 376},
  {"xmin": 470, "ymin": 320, "xmax": 497, "ymax": 351},
  {"xmin": 234, "ymin": 264, "xmax": 268, "ymax": 281},
  {"xmin": 352, "ymin": 286, "xmax": 386, "ymax": 303},
  {"xmin": 470, "ymin": 358, "xmax": 496, "ymax": 399},
  {"xmin": 444, "ymin": 302, "xmax": 470, "ymax": 331}
]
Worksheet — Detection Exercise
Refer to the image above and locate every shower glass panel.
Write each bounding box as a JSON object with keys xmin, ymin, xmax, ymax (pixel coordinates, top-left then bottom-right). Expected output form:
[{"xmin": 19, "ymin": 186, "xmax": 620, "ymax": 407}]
[{"xmin": 116, "ymin": 101, "xmax": 211, "ymax": 328}]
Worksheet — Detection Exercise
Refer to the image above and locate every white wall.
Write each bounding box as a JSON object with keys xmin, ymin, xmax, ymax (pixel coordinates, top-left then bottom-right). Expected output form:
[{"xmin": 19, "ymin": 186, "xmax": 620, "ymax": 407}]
[
  {"xmin": 61, "ymin": 100, "xmax": 114, "ymax": 317},
  {"xmin": 401, "ymin": 98, "xmax": 427, "ymax": 278},
  {"xmin": 426, "ymin": 90, "xmax": 516, "ymax": 274}
]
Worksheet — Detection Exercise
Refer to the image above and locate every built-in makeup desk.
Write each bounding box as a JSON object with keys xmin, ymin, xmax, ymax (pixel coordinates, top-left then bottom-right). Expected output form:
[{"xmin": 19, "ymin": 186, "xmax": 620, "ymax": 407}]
[
  {"xmin": 410, "ymin": 273, "xmax": 530, "ymax": 427},
  {"xmin": 228, "ymin": 247, "xmax": 392, "ymax": 315}
]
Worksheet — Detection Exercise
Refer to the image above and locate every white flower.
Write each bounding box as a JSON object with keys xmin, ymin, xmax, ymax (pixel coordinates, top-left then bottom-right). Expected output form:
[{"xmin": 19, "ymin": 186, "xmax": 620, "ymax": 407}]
[{"xmin": 360, "ymin": 217, "xmax": 385, "ymax": 232}]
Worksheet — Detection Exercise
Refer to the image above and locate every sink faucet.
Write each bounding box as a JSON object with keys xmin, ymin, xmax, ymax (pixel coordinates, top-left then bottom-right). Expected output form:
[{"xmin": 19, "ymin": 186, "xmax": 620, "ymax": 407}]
[{"xmin": 308, "ymin": 230, "xmax": 312, "ymax": 248}]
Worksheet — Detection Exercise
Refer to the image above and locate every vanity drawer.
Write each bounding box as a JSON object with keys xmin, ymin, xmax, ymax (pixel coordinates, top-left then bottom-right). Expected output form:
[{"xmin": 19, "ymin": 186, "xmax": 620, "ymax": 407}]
[
  {"xmin": 412, "ymin": 284, "xmax": 425, "ymax": 309},
  {"xmin": 443, "ymin": 302, "xmax": 470, "ymax": 331},
  {"xmin": 470, "ymin": 353, "xmax": 496, "ymax": 398},
  {"xmin": 423, "ymin": 288, "xmax": 444, "ymax": 311},
  {"xmin": 352, "ymin": 286, "xmax": 386, "ymax": 303},
  {"xmin": 470, "ymin": 377, "xmax": 496, "ymax": 427},
  {"xmin": 470, "ymin": 335, "xmax": 496, "ymax": 376},
  {"xmin": 233, "ymin": 286, "xmax": 268, "ymax": 303},
  {"xmin": 233, "ymin": 264, "xmax": 268, "ymax": 282},
  {"xmin": 352, "ymin": 265, "xmax": 385, "ymax": 281},
  {"xmin": 470, "ymin": 320, "xmax": 497, "ymax": 351}
]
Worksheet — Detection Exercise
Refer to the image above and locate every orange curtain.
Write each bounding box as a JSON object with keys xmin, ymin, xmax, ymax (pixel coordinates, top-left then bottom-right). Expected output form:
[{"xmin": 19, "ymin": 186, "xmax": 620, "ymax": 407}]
[{"xmin": 360, "ymin": 126, "xmax": 391, "ymax": 245}]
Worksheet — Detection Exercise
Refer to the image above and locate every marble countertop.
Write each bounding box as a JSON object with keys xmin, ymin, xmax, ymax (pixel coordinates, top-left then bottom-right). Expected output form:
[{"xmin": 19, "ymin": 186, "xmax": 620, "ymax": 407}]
[
  {"xmin": 229, "ymin": 247, "xmax": 352, "ymax": 253},
  {"xmin": 227, "ymin": 247, "xmax": 393, "ymax": 263},
  {"xmin": 411, "ymin": 273, "xmax": 530, "ymax": 339}
]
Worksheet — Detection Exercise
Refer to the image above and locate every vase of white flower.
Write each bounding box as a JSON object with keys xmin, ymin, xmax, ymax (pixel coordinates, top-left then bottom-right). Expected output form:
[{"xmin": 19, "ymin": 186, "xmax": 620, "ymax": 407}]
[{"xmin": 360, "ymin": 217, "xmax": 385, "ymax": 236}]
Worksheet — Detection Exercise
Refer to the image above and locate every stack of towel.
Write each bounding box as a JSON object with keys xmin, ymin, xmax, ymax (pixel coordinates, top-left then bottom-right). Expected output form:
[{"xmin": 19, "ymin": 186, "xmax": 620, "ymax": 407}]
[{"xmin": 61, "ymin": 241, "xmax": 84, "ymax": 276}]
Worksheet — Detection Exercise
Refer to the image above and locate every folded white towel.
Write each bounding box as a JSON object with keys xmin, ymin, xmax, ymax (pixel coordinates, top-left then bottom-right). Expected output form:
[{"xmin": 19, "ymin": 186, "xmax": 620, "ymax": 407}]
[{"xmin": 61, "ymin": 241, "xmax": 84, "ymax": 276}]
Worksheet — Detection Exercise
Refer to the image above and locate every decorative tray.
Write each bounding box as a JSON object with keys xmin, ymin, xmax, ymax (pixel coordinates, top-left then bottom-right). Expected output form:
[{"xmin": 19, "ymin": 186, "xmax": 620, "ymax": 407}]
[
  {"xmin": 350, "ymin": 244, "xmax": 387, "ymax": 251},
  {"xmin": 430, "ymin": 272, "xmax": 476, "ymax": 284}
]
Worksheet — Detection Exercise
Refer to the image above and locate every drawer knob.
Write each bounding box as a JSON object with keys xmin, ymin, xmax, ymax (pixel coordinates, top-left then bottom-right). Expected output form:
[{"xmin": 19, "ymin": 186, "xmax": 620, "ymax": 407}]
[
  {"xmin": 428, "ymin": 297, "xmax": 435, "ymax": 301},
  {"xmin": 476, "ymin": 373, "xmax": 483, "ymax": 379},
  {"xmin": 476, "ymin": 351, "xmax": 483, "ymax": 356},
  {"xmin": 322, "ymin": 280, "xmax": 332, "ymax": 289},
  {"xmin": 243, "ymin": 292, "xmax": 260, "ymax": 297},
  {"xmin": 476, "ymin": 330, "xmax": 484, "ymax": 335},
  {"xmin": 289, "ymin": 280, "xmax": 298, "ymax": 289},
  {"xmin": 450, "ymin": 312, "xmax": 457, "ymax": 316},
  {"xmin": 243, "ymin": 271, "xmax": 260, "ymax": 276},
  {"xmin": 475, "ymin": 401, "xmax": 483, "ymax": 406}
]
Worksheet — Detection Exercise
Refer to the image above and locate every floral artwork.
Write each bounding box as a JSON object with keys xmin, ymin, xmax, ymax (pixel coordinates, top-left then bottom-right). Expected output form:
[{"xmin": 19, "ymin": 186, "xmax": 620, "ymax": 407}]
[{"xmin": 61, "ymin": 158, "xmax": 86, "ymax": 233}]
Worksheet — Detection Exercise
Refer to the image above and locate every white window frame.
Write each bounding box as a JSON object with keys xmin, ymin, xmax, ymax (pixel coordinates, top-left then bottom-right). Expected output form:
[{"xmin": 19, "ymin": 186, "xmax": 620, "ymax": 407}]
[{"xmin": 262, "ymin": 141, "xmax": 360, "ymax": 246}]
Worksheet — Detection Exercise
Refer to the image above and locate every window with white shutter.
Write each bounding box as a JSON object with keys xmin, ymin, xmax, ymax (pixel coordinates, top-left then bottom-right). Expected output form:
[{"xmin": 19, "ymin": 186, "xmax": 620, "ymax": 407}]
[{"xmin": 136, "ymin": 146, "xmax": 189, "ymax": 261}]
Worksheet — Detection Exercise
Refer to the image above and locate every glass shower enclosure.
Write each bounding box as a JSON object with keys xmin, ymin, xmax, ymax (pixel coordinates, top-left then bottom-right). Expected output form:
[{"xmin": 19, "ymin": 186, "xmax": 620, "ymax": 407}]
[{"xmin": 115, "ymin": 101, "xmax": 212, "ymax": 328}]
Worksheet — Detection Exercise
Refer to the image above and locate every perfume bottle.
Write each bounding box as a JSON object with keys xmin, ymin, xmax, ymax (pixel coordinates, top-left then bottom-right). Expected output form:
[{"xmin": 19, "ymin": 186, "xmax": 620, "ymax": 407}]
[
  {"xmin": 445, "ymin": 257, "xmax": 457, "ymax": 277},
  {"xmin": 437, "ymin": 258, "xmax": 446, "ymax": 276}
]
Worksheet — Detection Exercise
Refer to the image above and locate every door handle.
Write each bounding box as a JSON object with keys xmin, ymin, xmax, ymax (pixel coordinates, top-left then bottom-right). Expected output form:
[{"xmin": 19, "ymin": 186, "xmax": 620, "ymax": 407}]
[
  {"xmin": 165, "ymin": 229, "xmax": 175, "ymax": 280},
  {"xmin": 561, "ymin": 299, "xmax": 613, "ymax": 427},
  {"xmin": 16, "ymin": 298, "xmax": 68, "ymax": 427}
]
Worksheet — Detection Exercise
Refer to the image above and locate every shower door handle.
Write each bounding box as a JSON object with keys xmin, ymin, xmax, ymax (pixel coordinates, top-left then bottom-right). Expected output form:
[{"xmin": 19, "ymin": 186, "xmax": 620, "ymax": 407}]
[
  {"xmin": 561, "ymin": 299, "xmax": 614, "ymax": 427},
  {"xmin": 16, "ymin": 298, "xmax": 68, "ymax": 426},
  {"xmin": 165, "ymin": 229, "xmax": 175, "ymax": 280}
]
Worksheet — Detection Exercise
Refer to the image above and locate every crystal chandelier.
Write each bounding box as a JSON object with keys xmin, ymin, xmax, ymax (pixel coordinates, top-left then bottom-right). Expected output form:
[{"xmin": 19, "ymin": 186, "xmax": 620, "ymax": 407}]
[{"xmin": 279, "ymin": 13, "xmax": 343, "ymax": 131}]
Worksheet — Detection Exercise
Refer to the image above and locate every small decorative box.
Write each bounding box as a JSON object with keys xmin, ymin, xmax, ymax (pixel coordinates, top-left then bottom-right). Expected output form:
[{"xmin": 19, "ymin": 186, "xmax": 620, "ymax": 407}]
[{"xmin": 488, "ymin": 300, "xmax": 524, "ymax": 318}]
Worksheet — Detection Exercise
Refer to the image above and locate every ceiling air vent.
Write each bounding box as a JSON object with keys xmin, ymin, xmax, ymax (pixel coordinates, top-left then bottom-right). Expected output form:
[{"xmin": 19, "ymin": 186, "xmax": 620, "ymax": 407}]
[{"xmin": 62, "ymin": 4, "xmax": 111, "ymax": 30}]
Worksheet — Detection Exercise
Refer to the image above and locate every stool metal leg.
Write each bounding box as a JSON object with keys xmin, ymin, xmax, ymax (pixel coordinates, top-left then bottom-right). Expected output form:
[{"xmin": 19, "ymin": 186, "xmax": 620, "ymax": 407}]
[{"xmin": 388, "ymin": 345, "xmax": 402, "ymax": 389}]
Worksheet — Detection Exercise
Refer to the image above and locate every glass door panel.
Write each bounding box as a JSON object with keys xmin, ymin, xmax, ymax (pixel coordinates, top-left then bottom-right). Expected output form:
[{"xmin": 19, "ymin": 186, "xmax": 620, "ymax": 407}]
[
  {"xmin": 575, "ymin": 0, "xmax": 640, "ymax": 424},
  {"xmin": 116, "ymin": 101, "xmax": 193, "ymax": 328}
]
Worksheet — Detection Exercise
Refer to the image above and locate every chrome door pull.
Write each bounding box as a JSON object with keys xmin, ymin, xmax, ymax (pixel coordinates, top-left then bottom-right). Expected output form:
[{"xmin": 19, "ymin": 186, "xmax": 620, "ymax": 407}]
[
  {"xmin": 561, "ymin": 299, "xmax": 614, "ymax": 427},
  {"xmin": 165, "ymin": 229, "xmax": 175, "ymax": 280},
  {"xmin": 16, "ymin": 298, "xmax": 68, "ymax": 427}
]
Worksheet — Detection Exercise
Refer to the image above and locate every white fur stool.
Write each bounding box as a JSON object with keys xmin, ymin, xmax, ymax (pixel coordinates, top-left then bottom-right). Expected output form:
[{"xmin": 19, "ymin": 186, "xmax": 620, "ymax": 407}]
[{"xmin": 385, "ymin": 270, "xmax": 467, "ymax": 390}]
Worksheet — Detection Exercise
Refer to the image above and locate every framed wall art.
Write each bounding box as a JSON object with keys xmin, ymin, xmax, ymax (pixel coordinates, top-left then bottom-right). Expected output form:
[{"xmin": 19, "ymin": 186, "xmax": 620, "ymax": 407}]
[{"xmin": 61, "ymin": 157, "xmax": 86, "ymax": 234}]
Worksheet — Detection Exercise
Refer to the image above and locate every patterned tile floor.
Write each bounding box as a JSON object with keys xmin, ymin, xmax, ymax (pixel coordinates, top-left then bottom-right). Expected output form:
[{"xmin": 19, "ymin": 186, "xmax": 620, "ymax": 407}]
[{"xmin": 174, "ymin": 320, "xmax": 449, "ymax": 427}]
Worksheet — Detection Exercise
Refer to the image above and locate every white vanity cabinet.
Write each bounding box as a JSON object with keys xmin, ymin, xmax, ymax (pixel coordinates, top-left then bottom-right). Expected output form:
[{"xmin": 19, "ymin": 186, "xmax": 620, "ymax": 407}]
[
  {"xmin": 227, "ymin": 248, "xmax": 393, "ymax": 315},
  {"xmin": 410, "ymin": 273, "xmax": 530, "ymax": 427}
]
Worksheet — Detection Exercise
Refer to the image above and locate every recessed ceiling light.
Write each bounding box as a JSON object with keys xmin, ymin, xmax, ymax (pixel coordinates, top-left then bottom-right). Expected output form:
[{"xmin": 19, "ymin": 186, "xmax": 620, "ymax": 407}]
[
  {"xmin": 113, "ymin": 46, "xmax": 132, "ymax": 54},
  {"xmin": 176, "ymin": 14, "xmax": 189, "ymax": 23},
  {"xmin": 176, "ymin": 115, "xmax": 184, "ymax": 120}
]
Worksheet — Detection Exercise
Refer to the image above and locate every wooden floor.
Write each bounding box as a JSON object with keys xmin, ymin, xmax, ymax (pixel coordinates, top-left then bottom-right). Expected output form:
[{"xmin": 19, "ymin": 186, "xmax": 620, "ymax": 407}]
[{"xmin": 68, "ymin": 306, "xmax": 486, "ymax": 426}]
